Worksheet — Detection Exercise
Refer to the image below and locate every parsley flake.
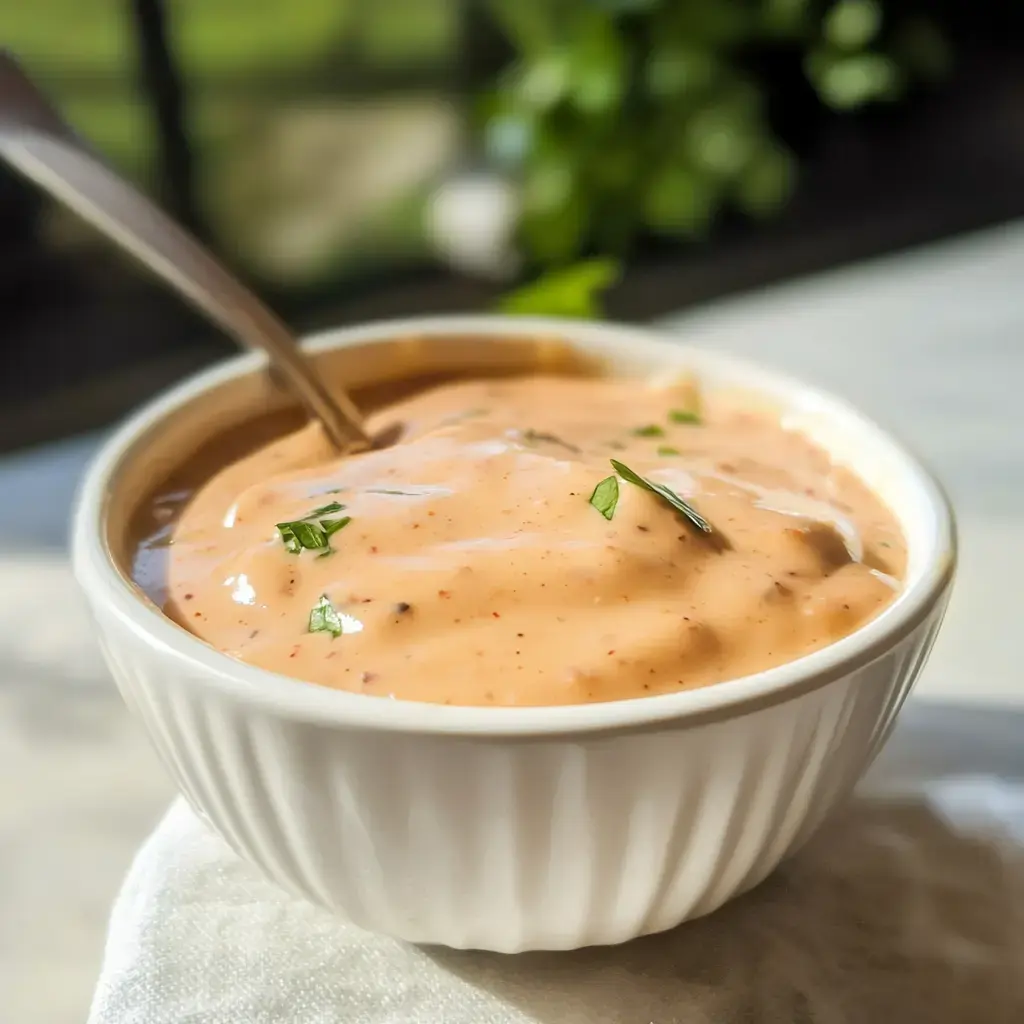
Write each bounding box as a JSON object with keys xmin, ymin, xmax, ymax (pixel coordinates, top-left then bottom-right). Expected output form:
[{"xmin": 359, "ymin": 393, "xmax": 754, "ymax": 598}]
[
  {"xmin": 276, "ymin": 502, "xmax": 352, "ymax": 554},
  {"xmin": 520, "ymin": 429, "xmax": 581, "ymax": 454},
  {"xmin": 309, "ymin": 594, "xmax": 344, "ymax": 637},
  {"xmin": 610, "ymin": 459, "xmax": 728, "ymax": 547},
  {"xmin": 589, "ymin": 475, "xmax": 619, "ymax": 520},
  {"xmin": 669, "ymin": 409, "xmax": 702, "ymax": 425}
]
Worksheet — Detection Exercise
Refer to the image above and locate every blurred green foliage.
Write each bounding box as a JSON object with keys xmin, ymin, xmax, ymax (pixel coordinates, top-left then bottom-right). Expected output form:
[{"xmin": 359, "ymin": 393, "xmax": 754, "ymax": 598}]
[
  {"xmin": 481, "ymin": 0, "xmax": 950, "ymax": 269},
  {"xmin": 498, "ymin": 257, "xmax": 621, "ymax": 317}
]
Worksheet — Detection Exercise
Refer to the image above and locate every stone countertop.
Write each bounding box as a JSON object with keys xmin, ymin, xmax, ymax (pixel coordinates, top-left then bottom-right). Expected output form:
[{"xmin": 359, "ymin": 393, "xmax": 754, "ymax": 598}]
[{"xmin": 2, "ymin": 221, "xmax": 1023, "ymax": 1022}]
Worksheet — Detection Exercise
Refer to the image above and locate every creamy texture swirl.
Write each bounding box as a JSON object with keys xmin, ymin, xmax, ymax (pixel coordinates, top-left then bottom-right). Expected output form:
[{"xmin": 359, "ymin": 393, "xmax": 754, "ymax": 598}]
[{"xmin": 138, "ymin": 375, "xmax": 905, "ymax": 706}]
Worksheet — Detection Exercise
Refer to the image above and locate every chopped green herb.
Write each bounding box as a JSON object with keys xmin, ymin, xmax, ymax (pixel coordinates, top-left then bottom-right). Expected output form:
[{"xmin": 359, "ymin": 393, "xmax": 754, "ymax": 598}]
[
  {"xmin": 610, "ymin": 459, "xmax": 728, "ymax": 547},
  {"xmin": 633, "ymin": 424, "xmax": 665, "ymax": 438},
  {"xmin": 657, "ymin": 445, "xmax": 681, "ymax": 456},
  {"xmin": 276, "ymin": 503, "xmax": 351, "ymax": 554},
  {"xmin": 669, "ymin": 409, "xmax": 702, "ymax": 425},
  {"xmin": 322, "ymin": 517, "xmax": 351, "ymax": 537},
  {"xmin": 309, "ymin": 594, "xmax": 344, "ymax": 637},
  {"xmin": 307, "ymin": 501, "xmax": 345, "ymax": 517},
  {"xmin": 278, "ymin": 521, "xmax": 326, "ymax": 554},
  {"xmin": 589, "ymin": 475, "xmax": 619, "ymax": 520},
  {"xmin": 520, "ymin": 429, "xmax": 581, "ymax": 454}
]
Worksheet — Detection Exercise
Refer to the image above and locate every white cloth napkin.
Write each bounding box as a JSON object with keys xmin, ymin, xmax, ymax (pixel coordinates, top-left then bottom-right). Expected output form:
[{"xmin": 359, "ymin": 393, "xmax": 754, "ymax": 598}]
[{"xmin": 88, "ymin": 708, "xmax": 1024, "ymax": 1024}]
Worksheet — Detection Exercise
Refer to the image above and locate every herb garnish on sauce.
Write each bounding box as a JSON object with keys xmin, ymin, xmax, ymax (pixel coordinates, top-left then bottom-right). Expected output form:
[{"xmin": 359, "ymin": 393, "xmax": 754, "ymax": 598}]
[
  {"xmin": 633, "ymin": 424, "xmax": 665, "ymax": 438},
  {"xmin": 589, "ymin": 476, "xmax": 619, "ymax": 519},
  {"xmin": 668, "ymin": 409, "xmax": 701, "ymax": 425},
  {"xmin": 277, "ymin": 501, "xmax": 352, "ymax": 555},
  {"xmin": 610, "ymin": 459, "xmax": 727, "ymax": 547},
  {"xmin": 309, "ymin": 594, "xmax": 344, "ymax": 637},
  {"xmin": 520, "ymin": 429, "xmax": 581, "ymax": 453}
]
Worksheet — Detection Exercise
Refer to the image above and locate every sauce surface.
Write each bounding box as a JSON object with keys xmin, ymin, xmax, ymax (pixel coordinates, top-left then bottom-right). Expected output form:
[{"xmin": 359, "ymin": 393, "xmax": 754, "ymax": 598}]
[{"xmin": 136, "ymin": 375, "xmax": 906, "ymax": 706}]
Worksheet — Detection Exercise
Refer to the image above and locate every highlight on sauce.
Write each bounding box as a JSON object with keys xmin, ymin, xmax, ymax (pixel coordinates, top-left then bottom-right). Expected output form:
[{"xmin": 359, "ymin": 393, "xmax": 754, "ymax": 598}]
[{"xmin": 133, "ymin": 373, "xmax": 906, "ymax": 707}]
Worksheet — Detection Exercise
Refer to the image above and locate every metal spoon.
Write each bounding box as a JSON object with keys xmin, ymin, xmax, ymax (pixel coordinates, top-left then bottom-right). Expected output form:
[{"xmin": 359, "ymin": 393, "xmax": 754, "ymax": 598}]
[{"xmin": 0, "ymin": 52, "xmax": 371, "ymax": 453}]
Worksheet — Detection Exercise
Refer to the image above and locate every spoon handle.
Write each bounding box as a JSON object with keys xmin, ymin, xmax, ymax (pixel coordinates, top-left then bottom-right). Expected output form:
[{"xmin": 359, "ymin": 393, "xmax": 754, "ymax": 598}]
[{"xmin": 0, "ymin": 53, "xmax": 370, "ymax": 452}]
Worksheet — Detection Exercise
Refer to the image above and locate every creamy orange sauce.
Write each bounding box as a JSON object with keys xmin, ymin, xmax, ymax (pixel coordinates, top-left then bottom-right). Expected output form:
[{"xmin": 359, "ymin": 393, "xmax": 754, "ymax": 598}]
[{"xmin": 135, "ymin": 375, "xmax": 905, "ymax": 706}]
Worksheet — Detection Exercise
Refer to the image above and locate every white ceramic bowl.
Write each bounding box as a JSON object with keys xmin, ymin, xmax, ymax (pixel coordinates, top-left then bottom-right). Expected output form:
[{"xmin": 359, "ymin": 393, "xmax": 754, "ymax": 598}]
[{"xmin": 72, "ymin": 316, "xmax": 956, "ymax": 952}]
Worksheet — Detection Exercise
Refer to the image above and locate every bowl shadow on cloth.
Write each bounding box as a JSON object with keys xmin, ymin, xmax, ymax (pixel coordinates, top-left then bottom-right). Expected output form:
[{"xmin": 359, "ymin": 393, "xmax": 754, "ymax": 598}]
[{"xmin": 427, "ymin": 708, "xmax": 1024, "ymax": 1023}]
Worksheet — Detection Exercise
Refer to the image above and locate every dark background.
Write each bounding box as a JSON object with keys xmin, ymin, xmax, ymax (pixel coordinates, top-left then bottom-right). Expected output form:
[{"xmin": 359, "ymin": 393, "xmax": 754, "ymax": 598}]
[{"xmin": 1, "ymin": 0, "xmax": 1023, "ymax": 453}]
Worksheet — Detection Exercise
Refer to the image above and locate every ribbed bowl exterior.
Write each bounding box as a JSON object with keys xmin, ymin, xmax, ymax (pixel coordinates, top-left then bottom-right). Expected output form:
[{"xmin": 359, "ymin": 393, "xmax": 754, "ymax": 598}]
[{"xmin": 88, "ymin": 593, "xmax": 947, "ymax": 952}]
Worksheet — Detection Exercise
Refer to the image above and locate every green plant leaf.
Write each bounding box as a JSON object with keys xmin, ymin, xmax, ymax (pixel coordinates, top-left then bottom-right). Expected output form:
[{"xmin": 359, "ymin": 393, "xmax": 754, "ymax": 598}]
[
  {"xmin": 735, "ymin": 141, "xmax": 796, "ymax": 218},
  {"xmin": 823, "ymin": 0, "xmax": 882, "ymax": 51},
  {"xmin": 684, "ymin": 96, "xmax": 762, "ymax": 178},
  {"xmin": 761, "ymin": 0, "xmax": 813, "ymax": 38},
  {"xmin": 517, "ymin": 52, "xmax": 572, "ymax": 111},
  {"xmin": 644, "ymin": 44, "xmax": 718, "ymax": 98},
  {"xmin": 642, "ymin": 165, "xmax": 719, "ymax": 238},
  {"xmin": 568, "ymin": 11, "xmax": 627, "ymax": 114},
  {"xmin": 809, "ymin": 51, "xmax": 901, "ymax": 109},
  {"xmin": 660, "ymin": 0, "xmax": 752, "ymax": 47},
  {"xmin": 485, "ymin": 0, "xmax": 556, "ymax": 55},
  {"xmin": 520, "ymin": 193, "xmax": 589, "ymax": 264},
  {"xmin": 591, "ymin": 0, "xmax": 660, "ymax": 12},
  {"xmin": 478, "ymin": 0, "xmax": 946, "ymax": 273},
  {"xmin": 498, "ymin": 258, "xmax": 621, "ymax": 319}
]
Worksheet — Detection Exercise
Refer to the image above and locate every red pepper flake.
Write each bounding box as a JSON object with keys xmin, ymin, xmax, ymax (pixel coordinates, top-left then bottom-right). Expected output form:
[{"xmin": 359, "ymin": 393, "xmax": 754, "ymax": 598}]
[
  {"xmin": 183, "ymin": 593, "xmax": 194, "ymax": 601},
  {"xmin": 289, "ymin": 645, "xmax": 301, "ymax": 659},
  {"xmin": 492, "ymin": 611, "xmax": 500, "ymax": 618},
  {"xmin": 607, "ymin": 649, "xmax": 615, "ymax": 656},
  {"xmin": 438, "ymin": 590, "xmax": 451, "ymax": 599},
  {"xmin": 370, "ymin": 545, "xmax": 379, "ymax": 554},
  {"xmin": 361, "ymin": 671, "xmax": 378, "ymax": 685}
]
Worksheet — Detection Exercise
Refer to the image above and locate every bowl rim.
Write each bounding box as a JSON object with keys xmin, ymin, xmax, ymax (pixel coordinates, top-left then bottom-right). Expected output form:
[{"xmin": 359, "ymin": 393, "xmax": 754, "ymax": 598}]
[{"xmin": 72, "ymin": 314, "xmax": 957, "ymax": 738}]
